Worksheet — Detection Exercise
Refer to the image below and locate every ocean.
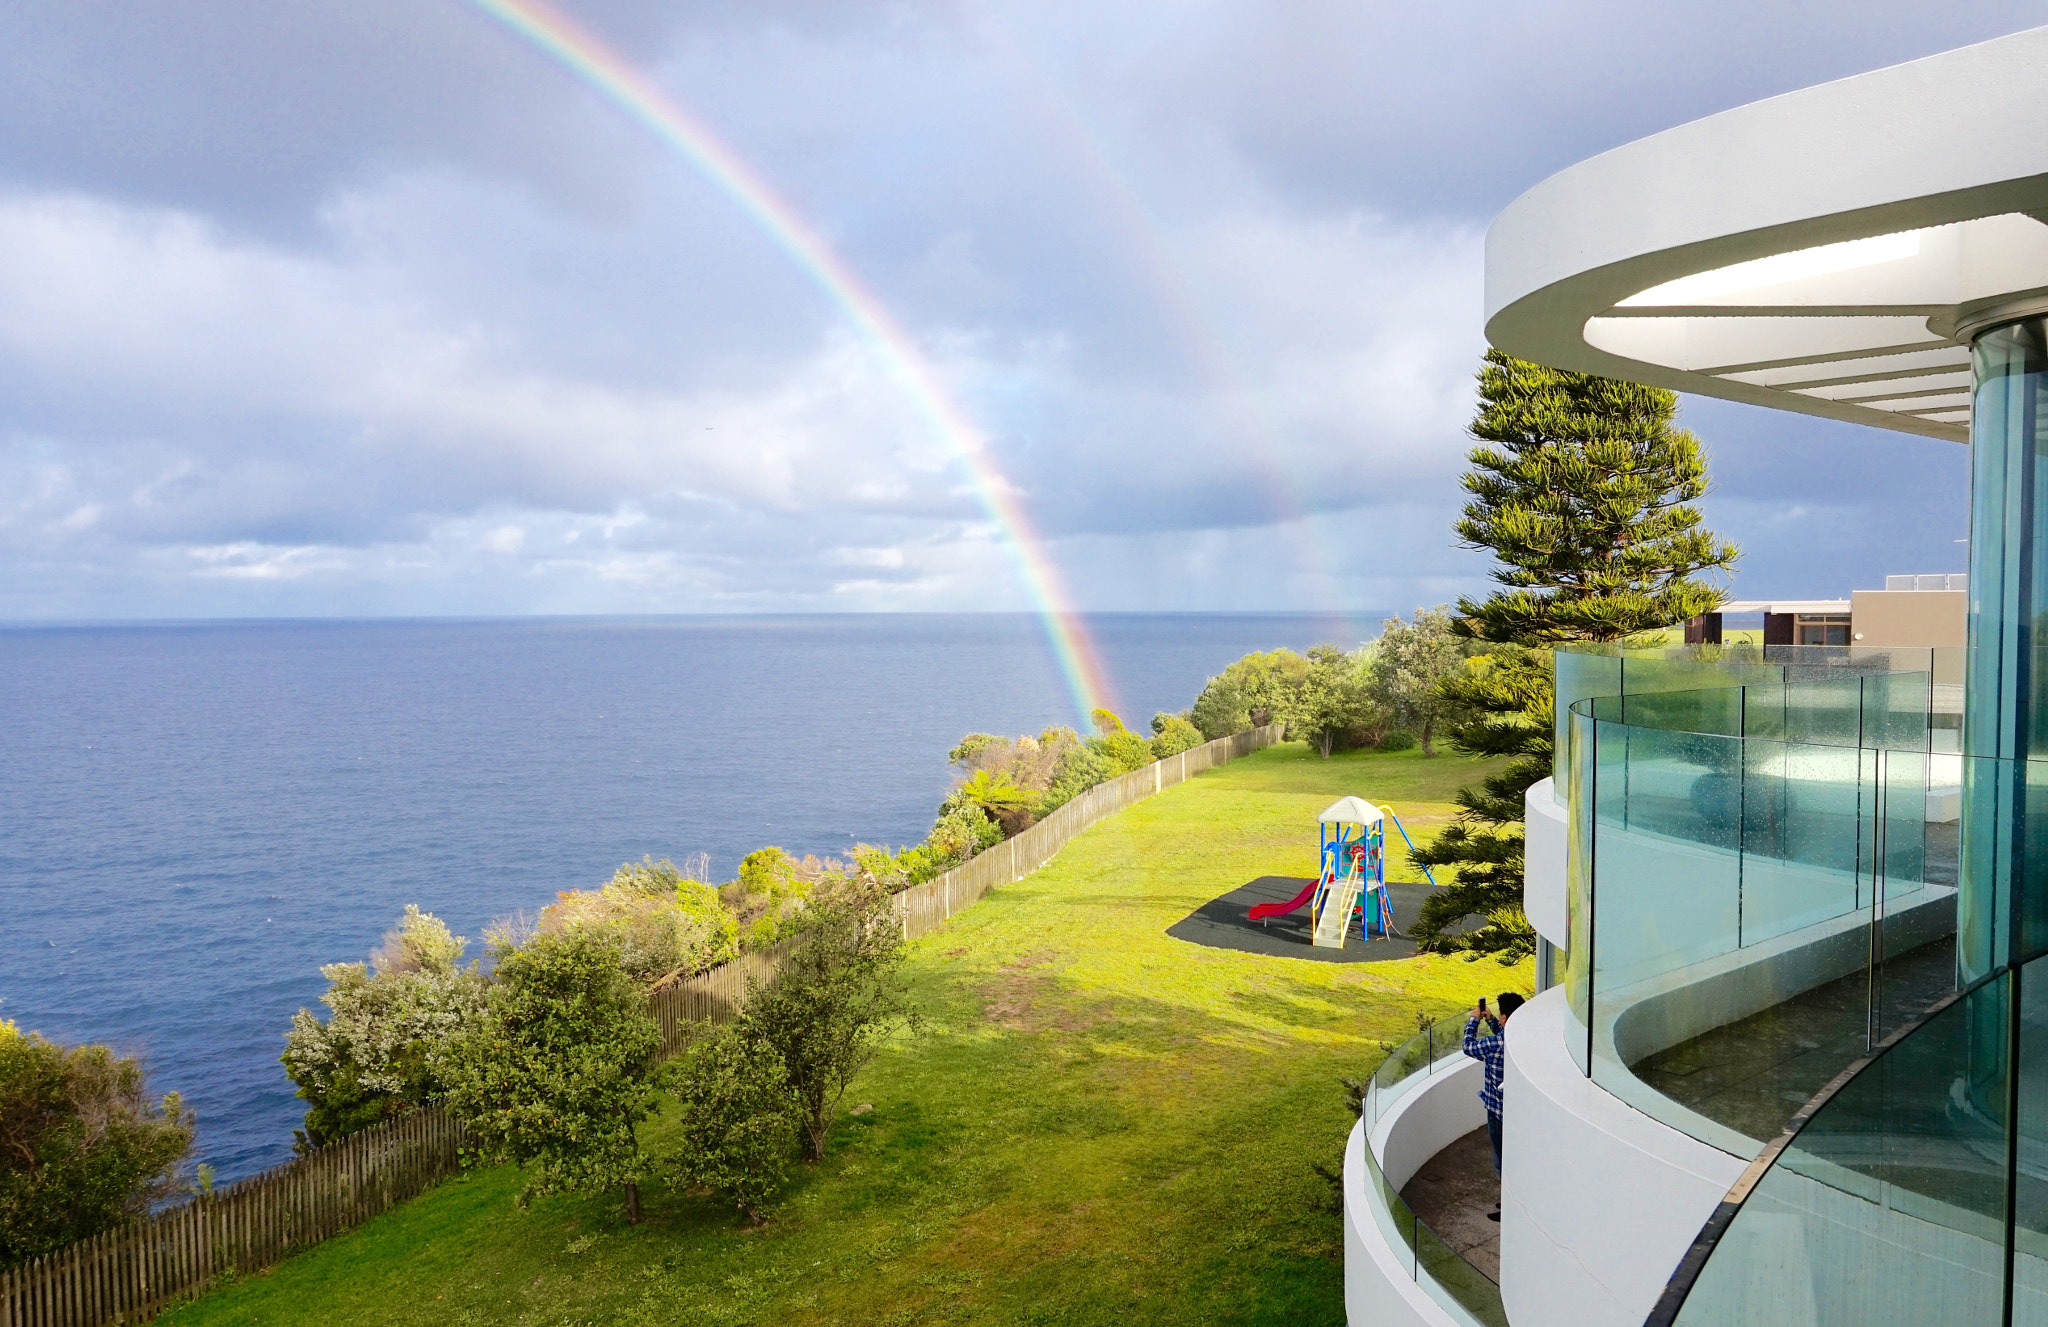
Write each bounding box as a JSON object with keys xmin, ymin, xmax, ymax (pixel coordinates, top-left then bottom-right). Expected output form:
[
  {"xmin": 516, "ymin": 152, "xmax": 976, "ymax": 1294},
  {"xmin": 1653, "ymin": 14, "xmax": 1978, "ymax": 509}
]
[{"xmin": 0, "ymin": 613, "xmax": 1374, "ymax": 1180}]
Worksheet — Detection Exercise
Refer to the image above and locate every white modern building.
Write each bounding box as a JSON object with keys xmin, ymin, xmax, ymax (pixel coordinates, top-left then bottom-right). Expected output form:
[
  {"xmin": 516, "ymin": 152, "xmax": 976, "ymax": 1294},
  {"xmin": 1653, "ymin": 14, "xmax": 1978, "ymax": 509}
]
[{"xmin": 1345, "ymin": 25, "xmax": 2048, "ymax": 1327}]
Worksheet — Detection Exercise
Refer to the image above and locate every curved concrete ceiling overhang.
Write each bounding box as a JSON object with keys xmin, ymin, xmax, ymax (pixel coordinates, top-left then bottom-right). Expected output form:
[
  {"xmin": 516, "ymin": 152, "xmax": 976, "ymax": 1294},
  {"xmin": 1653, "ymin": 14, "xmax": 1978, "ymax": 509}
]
[{"xmin": 1485, "ymin": 25, "xmax": 2048, "ymax": 444}]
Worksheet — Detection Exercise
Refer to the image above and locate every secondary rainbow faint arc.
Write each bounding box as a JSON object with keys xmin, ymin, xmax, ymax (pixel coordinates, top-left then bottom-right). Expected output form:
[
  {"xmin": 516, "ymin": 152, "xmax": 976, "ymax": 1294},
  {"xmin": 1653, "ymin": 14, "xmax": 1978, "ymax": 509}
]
[{"xmin": 461, "ymin": 0, "xmax": 1116, "ymax": 724}]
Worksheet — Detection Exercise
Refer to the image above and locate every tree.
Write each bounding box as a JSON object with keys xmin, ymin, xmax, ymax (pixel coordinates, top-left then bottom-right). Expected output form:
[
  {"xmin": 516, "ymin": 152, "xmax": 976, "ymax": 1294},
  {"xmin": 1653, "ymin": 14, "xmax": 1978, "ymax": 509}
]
[
  {"xmin": 1413, "ymin": 351, "xmax": 1738, "ymax": 957},
  {"xmin": 1368, "ymin": 608, "xmax": 1466, "ymax": 755},
  {"xmin": 441, "ymin": 927, "xmax": 663, "ymax": 1220},
  {"xmin": 1285, "ymin": 644, "xmax": 1371, "ymax": 759},
  {"xmin": 738, "ymin": 879, "xmax": 917, "ymax": 1161},
  {"xmin": 1190, "ymin": 650, "xmax": 1311, "ymax": 738},
  {"xmin": 540, "ymin": 859, "xmax": 741, "ymax": 988},
  {"xmin": 282, "ymin": 906, "xmax": 488, "ymax": 1151},
  {"xmin": 1149, "ymin": 713, "xmax": 1204, "ymax": 759},
  {"xmin": 1189, "ymin": 674, "xmax": 1250, "ymax": 740},
  {"xmin": 0, "ymin": 1021, "xmax": 195, "ymax": 1264},
  {"xmin": 954, "ymin": 769, "xmax": 1036, "ymax": 836},
  {"xmin": 1409, "ymin": 647, "xmax": 1553, "ymax": 956},
  {"xmin": 1452, "ymin": 351, "xmax": 1736, "ymax": 643},
  {"xmin": 723, "ymin": 847, "xmax": 816, "ymax": 949},
  {"xmin": 665, "ymin": 1027, "xmax": 799, "ymax": 1225}
]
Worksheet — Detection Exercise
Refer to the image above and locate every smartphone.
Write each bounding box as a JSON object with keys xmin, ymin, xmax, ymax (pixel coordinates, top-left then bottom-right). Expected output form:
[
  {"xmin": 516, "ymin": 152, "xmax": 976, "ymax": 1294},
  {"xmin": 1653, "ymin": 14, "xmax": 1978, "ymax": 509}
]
[{"xmin": 1478, "ymin": 996, "xmax": 1488, "ymax": 1012}]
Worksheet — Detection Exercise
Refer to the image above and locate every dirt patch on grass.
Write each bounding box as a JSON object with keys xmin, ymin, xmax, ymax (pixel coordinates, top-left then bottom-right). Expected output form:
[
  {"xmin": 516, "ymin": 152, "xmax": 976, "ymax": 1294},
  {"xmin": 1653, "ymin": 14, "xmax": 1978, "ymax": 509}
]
[{"xmin": 976, "ymin": 951, "xmax": 1118, "ymax": 1033}]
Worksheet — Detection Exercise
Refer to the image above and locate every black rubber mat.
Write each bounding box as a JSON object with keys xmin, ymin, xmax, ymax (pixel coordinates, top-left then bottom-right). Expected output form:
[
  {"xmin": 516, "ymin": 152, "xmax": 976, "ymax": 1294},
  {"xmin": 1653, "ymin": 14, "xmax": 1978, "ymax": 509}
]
[{"xmin": 1165, "ymin": 874, "xmax": 1448, "ymax": 963}]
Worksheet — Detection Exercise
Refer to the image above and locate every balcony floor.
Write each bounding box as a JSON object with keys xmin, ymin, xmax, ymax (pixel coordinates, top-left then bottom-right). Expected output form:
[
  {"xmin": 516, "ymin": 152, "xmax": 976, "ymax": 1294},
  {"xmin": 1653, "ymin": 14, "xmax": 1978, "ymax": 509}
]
[
  {"xmin": 1398, "ymin": 1125, "xmax": 1500, "ymax": 1283},
  {"xmin": 1631, "ymin": 934, "xmax": 1956, "ymax": 1145}
]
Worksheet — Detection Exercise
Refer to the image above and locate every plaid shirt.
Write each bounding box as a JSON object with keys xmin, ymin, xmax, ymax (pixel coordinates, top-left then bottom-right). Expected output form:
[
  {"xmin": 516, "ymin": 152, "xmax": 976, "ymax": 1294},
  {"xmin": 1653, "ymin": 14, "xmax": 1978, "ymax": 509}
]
[{"xmin": 1464, "ymin": 1016, "xmax": 1506, "ymax": 1115}]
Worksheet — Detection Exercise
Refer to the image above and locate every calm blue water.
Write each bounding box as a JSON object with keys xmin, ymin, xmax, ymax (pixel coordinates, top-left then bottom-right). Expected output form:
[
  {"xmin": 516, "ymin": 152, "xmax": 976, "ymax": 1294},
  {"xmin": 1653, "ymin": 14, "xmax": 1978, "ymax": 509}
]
[{"xmin": 0, "ymin": 613, "xmax": 1371, "ymax": 1180}]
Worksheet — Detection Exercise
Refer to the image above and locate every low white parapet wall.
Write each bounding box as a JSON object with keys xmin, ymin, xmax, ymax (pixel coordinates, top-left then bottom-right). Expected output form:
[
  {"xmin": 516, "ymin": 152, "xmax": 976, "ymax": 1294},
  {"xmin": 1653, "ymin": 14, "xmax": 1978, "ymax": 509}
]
[
  {"xmin": 1500, "ymin": 988, "xmax": 1744, "ymax": 1327},
  {"xmin": 1344, "ymin": 1056, "xmax": 1488, "ymax": 1327}
]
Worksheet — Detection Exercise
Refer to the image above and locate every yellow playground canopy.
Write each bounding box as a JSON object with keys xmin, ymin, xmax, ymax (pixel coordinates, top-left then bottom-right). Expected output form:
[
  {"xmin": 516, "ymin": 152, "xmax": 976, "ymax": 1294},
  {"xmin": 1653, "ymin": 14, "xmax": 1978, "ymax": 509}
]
[{"xmin": 1317, "ymin": 796, "xmax": 1383, "ymax": 827}]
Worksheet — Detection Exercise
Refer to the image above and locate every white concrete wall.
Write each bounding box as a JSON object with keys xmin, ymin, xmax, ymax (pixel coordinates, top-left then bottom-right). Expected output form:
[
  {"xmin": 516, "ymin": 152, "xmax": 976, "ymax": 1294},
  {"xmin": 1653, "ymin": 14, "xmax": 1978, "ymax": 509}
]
[
  {"xmin": 1344, "ymin": 1121, "xmax": 1464, "ymax": 1327},
  {"xmin": 1500, "ymin": 988, "xmax": 1745, "ymax": 1327},
  {"xmin": 1377, "ymin": 1057, "xmax": 1487, "ymax": 1188},
  {"xmin": 1523, "ymin": 778, "xmax": 1567, "ymax": 948},
  {"xmin": 1344, "ymin": 1057, "xmax": 1488, "ymax": 1327}
]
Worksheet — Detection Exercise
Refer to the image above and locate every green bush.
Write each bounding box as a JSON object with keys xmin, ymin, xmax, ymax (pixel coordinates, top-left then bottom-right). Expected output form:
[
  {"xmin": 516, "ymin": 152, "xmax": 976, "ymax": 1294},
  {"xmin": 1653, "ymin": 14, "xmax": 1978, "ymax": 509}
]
[
  {"xmin": 738, "ymin": 879, "xmax": 918, "ymax": 1161},
  {"xmin": 1377, "ymin": 731, "xmax": 1418, "ymax": 752},
  {"xmin": 664, "ymin": 1027, "xmax": 799, "ymax": 1225},
  {"xmin": 1149, "ymin": 713, "xmax": 1204, "ymax": 759},
  {"xmin": 282, "ymin": 906, "xmax": 488, "ymax": 1152},
  {"xmin": 441, "ymin": 927, "xmax": 663, "ymax": 1220},
  {"xmin": 0, "ymin": 1021, "xmax": 194, "ymax": 1264},
  {"xmin": 1037, "ymin": 743, "xmax": 1115, "ymax": 816},
  {"xmin": 724, "ymin": 847, "xmax": 815, "ymax": 949},
  {"xmin": 1091, "ymin": 728, "xmax": 1154, "ymax": 775}
]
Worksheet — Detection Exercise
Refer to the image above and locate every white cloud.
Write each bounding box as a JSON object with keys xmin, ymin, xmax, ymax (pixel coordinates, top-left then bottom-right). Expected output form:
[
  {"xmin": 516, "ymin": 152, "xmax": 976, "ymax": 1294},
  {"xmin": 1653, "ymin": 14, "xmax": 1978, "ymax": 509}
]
[{"xmin": 0, "ymin": 0, "xmax": 2005, "ymax": 619}]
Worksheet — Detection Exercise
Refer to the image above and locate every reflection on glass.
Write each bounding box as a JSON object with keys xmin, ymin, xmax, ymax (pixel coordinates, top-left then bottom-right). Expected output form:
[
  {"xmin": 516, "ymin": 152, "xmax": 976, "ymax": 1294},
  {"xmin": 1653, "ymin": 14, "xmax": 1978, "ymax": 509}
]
[
  {"xmin": 1565, "ymin": 659, "xmax": 1962, "ymax": 1155},
  {"xmin": 1676, "ymin": 976, "xmax": 2010, "ymax": 1327}
]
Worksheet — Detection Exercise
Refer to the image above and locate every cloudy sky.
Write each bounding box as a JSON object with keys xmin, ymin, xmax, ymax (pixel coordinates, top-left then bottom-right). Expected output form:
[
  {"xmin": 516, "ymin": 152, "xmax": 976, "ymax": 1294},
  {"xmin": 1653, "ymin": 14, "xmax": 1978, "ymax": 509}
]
[{"xmin": 1, "ymin": 2, "xmax": 2037, "ymax": 621}]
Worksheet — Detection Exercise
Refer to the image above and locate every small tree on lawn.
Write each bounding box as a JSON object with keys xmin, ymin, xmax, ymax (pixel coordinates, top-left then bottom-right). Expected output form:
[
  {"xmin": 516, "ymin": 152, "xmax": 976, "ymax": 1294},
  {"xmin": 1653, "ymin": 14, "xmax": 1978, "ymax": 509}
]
[
  {"xmin": 1368, "ymin": 608, "xmax": 1466, "ymax": 755},
  {"xmin": 442, "ymin": 927, "xmax": 662, "ymax": 1220},
  {"xmin": 1412, "ymin": 350, "xmax": 1738, "ymax": 957},
  {"xmin": 739, "ymin": 878, "xmax": 917, "ymax": 1162},
  {"xmin": 665, "ymin": 1026, "xmax": 799, "ymax": 1225}
]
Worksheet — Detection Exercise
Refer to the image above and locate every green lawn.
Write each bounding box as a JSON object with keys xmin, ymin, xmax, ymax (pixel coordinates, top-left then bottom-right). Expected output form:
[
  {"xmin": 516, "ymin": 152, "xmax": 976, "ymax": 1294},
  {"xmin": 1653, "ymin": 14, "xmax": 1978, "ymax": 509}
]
[{"xmin": 163, "ymin": 742, "xmax": 1524, "ymax": 1327}]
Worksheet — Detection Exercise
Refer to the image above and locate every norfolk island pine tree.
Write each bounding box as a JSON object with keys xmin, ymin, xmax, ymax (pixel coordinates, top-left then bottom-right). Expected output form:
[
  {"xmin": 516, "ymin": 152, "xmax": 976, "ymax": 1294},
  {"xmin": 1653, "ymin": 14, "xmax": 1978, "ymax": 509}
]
[{"xmin": 1409, "ymin": 350, "xmax": 1739, "ymax": 957}]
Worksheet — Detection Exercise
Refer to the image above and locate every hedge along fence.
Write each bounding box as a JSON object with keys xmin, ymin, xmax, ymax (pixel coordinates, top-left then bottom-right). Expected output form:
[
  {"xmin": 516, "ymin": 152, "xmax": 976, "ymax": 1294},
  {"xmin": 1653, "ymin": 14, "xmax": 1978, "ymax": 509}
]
[
  {"xmin": 0, "ymin": 1109, "xmax": 465, "ymax": 1327},
  {"xmin": 2, "ymin": 722, "xmax": 1285, "ymax": 1327}
]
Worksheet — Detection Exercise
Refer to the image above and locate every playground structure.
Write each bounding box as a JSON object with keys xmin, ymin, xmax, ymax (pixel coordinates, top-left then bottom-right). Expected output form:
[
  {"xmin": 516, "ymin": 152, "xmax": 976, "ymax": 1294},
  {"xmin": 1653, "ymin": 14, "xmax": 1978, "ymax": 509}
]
[{"xmin": 1247, "ymin": 797, "xmax": 1438, "ymax": 949}]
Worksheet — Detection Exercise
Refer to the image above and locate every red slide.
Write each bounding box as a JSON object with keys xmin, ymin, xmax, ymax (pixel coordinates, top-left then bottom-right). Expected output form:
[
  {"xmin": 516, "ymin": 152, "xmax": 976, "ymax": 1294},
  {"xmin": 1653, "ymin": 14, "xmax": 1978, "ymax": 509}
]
[{"xmin": 1249, "ymin": 877, "xmax": 1322, "ymax": 922}]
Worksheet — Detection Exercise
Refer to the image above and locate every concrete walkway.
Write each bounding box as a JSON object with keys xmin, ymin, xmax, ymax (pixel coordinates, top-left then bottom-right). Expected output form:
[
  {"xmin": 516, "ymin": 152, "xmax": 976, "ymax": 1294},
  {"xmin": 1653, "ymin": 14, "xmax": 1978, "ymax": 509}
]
[{"xmin": 1398, "ymin": 1125, "xmax": 1501, "ymax": 1284}]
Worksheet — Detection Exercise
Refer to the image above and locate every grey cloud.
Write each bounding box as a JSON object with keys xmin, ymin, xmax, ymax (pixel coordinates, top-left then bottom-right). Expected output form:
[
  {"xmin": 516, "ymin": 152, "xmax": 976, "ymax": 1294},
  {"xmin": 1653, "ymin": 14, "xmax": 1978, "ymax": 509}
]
[{"xmin": 0, "ymin": 2, "xmax": 2010, "ymax": 618}]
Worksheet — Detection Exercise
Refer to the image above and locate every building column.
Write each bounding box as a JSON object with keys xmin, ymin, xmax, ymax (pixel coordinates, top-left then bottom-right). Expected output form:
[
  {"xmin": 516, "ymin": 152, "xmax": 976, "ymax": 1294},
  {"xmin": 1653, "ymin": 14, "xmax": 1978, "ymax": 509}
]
[{"xmin": 1962, "ymin": 318, "xmax": 2048, "ymax": 980}]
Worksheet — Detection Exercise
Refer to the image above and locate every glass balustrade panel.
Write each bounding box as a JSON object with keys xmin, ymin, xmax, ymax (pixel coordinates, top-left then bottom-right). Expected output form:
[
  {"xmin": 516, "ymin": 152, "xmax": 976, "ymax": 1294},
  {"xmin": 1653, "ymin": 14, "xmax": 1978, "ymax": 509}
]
[{"xmin": 1675, "ymin": 973, "xmax": 2011, "ymax": 1327}]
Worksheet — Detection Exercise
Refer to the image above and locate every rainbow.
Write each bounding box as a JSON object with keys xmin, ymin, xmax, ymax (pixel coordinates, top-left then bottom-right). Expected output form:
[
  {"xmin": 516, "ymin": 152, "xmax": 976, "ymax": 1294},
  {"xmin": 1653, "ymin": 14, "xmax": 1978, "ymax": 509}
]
[{"xmin": 460, "ymin": 0, "xmax": 1117, "ymax": 724}]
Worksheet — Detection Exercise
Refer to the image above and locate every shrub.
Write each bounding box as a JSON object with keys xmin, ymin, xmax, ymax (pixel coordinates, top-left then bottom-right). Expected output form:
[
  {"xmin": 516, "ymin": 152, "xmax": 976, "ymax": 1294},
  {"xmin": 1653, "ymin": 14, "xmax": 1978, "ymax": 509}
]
[
  {"xmin": 1377, "ymin": 730, "xmax": 1418, "ymax": 752},
  {"xmin": 282, "ymin": 906, "xmax": 488, "ymax": 1151},
  {"xmin": 0, "ymin": 1021, "xmax": 194, "ymax": 1264},
  {"xmin": 953, "ymin": 769, "xmax": 1036, "ymax": 837},
  {"xmin": 1149, "ymin": 713, "xmax": 1204, "ymax": 759},
  {"xmin": 1037, "ymin": 743, "xmax": 1115, "ymax": 816},
  {"xmin": 442, "ymin": 927, "xmax": 663, "ymax": 1220},
  {"xmin": 723, "ymin": 847, "xmax": 815, "ymax": 949},
  {"xmin": 739, "ymin": 878, "xmax": 917, "ymax": 1161},
  {"xmin": 540, "ymin": 859, "xmax": 740, "ymax": 987},
  {"xmin": 665, "ymin": 1027, "xmax": 799, "ymax": 1224},
  {"xmin": 1090, "ymin": 726, "xmax": 1154, "ymax": 775}
]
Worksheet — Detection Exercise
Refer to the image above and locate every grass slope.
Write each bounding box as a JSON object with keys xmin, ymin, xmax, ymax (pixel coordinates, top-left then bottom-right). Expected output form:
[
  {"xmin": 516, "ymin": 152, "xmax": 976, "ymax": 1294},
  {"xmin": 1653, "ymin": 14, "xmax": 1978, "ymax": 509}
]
[{"xmin": 163, "ymin": 743, "xmax": 1525, "ymax": 1327}]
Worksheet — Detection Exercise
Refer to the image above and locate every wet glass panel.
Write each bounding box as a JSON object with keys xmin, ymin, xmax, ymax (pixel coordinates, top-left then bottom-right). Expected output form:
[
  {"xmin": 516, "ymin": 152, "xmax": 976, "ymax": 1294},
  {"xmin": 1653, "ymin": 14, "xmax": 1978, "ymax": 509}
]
[
  {"xmin": 1591, "ymin": 724, "xmax": 1742, "ymax": 989},
  {"xmin": 1675, "ymin": 974, "xmax": 2010, "ymax": 1327},
  {"xmin": 2012, "ymin": 953, "xmax": 2048, "ymax": 1325},
  {"xmin": 1554, "ymin": 648, "xmax": 1621, "ymax": 789},
  {"xmin": 1361, "ymin": 1143, "xmax": 1418, "ymax": 1280},
  {"xmin": 1860, "ymin": 670, "xmax": 1932, "ymax": 754},
  {"xmin": 1737, "ymin": 736, "xmax": 1864, "ymax": 946},
  {"xmin": 1415, "ymin": 1217, "xmax": 1510, "ymax": 1327}
]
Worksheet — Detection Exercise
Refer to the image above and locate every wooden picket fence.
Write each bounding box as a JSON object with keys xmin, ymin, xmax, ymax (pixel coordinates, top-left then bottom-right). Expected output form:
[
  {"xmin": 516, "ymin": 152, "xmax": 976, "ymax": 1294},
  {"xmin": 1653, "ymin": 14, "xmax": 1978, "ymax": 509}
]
[{"xmin": 1, "ymin": 723, "xmax": 1283, "ymax": 1327}]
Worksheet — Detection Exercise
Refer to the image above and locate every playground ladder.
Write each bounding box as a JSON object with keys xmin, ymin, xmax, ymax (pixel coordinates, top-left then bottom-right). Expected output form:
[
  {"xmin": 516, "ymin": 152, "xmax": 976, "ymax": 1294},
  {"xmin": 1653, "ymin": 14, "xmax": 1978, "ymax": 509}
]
[{"xmin": 1312, "ymin": 872, "xmax": 1360, "ymax": 949}]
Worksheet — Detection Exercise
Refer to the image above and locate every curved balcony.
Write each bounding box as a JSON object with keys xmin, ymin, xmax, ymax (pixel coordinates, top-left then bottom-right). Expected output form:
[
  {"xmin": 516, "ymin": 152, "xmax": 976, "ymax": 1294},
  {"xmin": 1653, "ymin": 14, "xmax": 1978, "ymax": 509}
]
[
  {"xmin": 1347, "ymin": 1017, "xmax": 1511, "ymax": 1327},
  {"xmin": 1557, "ymin": 645, "xmax": 1968, "ymax": 1163}
]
